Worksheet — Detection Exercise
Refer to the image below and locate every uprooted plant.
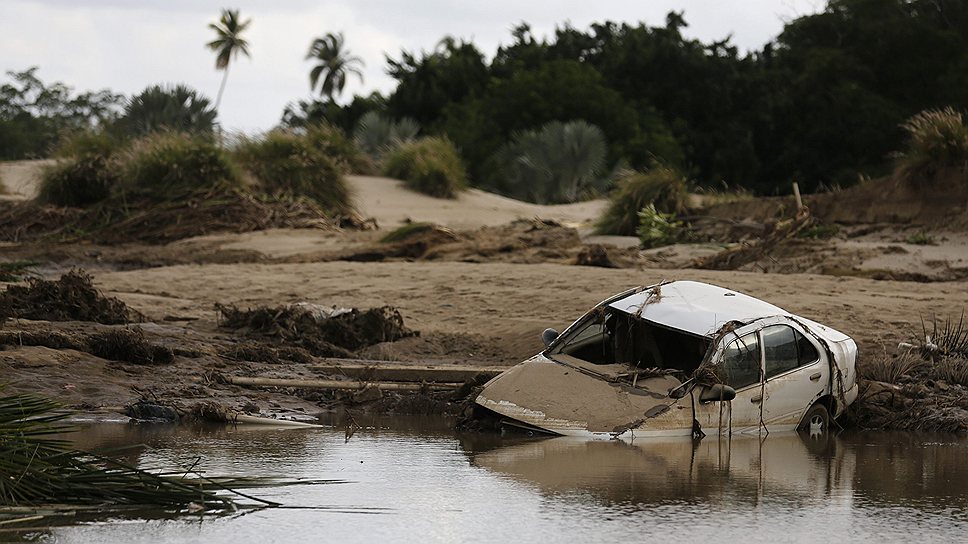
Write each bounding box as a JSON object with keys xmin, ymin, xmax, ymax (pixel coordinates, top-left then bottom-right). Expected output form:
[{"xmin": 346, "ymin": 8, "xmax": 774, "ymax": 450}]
[
  {"xmin": 0, "ymin": 270, "xmax": 141, "ymax": 324},
  {"xmin": 216, "ymin": 303, "xmax": 418, "ymax": 358}
]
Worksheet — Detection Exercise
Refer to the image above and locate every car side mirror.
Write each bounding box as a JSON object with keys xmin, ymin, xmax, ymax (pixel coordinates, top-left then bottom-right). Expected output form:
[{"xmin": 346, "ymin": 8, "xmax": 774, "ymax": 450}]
[
  {"xmin": 699, "ymin": 384, "xmax": 737, "ymax": 403},
  {"xmin": 541, "ymin": 328, "xmax": 559, "ymax": 347}
]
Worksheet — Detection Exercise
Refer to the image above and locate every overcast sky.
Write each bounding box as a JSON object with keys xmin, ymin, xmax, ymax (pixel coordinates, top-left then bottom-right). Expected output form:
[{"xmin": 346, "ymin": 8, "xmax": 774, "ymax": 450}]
[{"xmin": 1, "ymin": 0, "xmax": 824, "ymax": 132}]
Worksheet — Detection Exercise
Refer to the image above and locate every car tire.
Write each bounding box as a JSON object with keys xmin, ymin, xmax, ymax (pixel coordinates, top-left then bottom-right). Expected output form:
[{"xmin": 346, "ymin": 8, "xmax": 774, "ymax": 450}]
[{"xmin": 798, "ymin": 403, "xmax": 830, "ymax": 435}]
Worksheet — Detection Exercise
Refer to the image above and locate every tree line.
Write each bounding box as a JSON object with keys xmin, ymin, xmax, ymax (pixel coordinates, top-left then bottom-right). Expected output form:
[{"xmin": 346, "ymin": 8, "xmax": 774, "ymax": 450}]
[{"xmin": 2, "ymin": 0, "xmax": 967, "ymax": 196}]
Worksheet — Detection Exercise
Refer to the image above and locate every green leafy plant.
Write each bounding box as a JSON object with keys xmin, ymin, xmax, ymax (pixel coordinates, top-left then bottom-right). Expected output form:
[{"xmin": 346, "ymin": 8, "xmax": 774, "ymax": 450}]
[
  {"xmin": 896, "ymin": 107, "xmax": 968, "ymax": 181},
  {"xmin": 234, "ymin": 130, "xmax": 350, "ymax": 213},
  {"xmin": 491, "ymin": 120, "xmax": 609, "ymax": 204},
  {"xmin": 353, "ymin": 111, "xmax": 419, "ymax": 161},
  {"xmin": 383, "ymin": 137, "xmax": 466, "ymax": 198},
  {"xmin": 303, "ymin": 123, "xmax": 372, "ymax": 174},
  {"xmin": 114, "ymin": 84, "xmax": 217, "ymax": 138},
  {"xmin": 597, "ymin": 165, "xmax": 687, "ymax": 235},
  {"xmin": 798, "ymin": 223, "xmax": 840, "ymax": 240},
  {"xmin": 117, "ymin": 131, "xmax": 241, "ymax": 200},
  {"xmin": 905, "ymin": 230, "xmax": 936, "ymax": 245},
  {"xmin": 636, "ymin": 204, "xmax": 683, "ymax": 248}
]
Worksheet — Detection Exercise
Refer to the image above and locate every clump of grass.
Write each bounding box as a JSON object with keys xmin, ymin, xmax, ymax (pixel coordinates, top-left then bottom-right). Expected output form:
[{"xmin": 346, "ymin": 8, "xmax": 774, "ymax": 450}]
[
  {"xmin": 379, "ymin": 222, "xmax": 436, "ymax": 243},
  {"xmin": 905, "ymin": 230, "xmax": 936, "ymax": 245},
  {"xmin": 896, "ymin": 107, "xmax": 968, "ymax": 181},
  {"xmin": 38, "ymin": 131, "xmax": 121, "ymax": 208},
  {"xmin": 304, "ymin": 123, "xmax": 373, "ymax": 174},
  {"xmin": 858, "ymin": 350, "xmax": 927, "ymax": 383},
  {"xmin": 596, "ymin": 165, "xmax": 687, "ymax": 235},
  {"xmin": 116, "ymin": 132, "xmax": 241, "ymax": 200},
  {"xmin": 636, "ymin": 204, "xmax": 683, "ymax": 248},
  {"xmin": 234, "ymin": 130, "xmax": 351, "ymax": 214},
  {"xmin": 354, "ymin": 111, "xmax": 420, "ymax": 162},
  {"xmin": 383, "ymin": 137, "xmax": 466, "ymax": 199},
  {"xmin": 798, "ymin": 223, "xmax": 840, "ymax": 240}
]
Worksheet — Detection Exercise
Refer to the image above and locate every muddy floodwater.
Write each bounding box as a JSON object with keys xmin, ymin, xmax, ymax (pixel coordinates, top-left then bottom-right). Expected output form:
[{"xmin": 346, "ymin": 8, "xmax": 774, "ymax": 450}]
[{"xmin": 17, "ymin": 418, "xmax": 968, "ymax": 543}]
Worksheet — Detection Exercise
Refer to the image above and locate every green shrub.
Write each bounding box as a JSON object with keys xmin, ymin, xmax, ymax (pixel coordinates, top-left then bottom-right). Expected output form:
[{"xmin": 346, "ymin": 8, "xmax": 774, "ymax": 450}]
[
  {"xmin": 798, "ymin": 223, "xmax": 840, "ymax": 240},
  {"xmin": 117, "ymin": 132, "xmax": 241, "ymax": 200},
  {"xmin": 114, "ymin": 84, "xmax": 216, "ymax": 138},
  {"xmin": 596, "ymin": 165, "xmax": 687, "ymax": 235},
  {"xmin": 304, "ymin": 123, "xmax": 373, "ymax": 174},
  {"xmin": 234, "ymin": 130, "xmax": 350, "ymax": 213},
  {"xmin": 383, "ymin": 137, "xmax": 466, "ymax": 199},
  {"xmin": 491, "ymin": 120, "xmax": 608, "ymax": 204},
  {"xmin": 38, "ymin": 131, "xmax": 121, "ymax": 207},
  {"xmin": 896, "ymin": 107, "xmax": 968, "ymax": 181},
  {"xmin": 636, "ymin": 204, "xmax": 683, "ymax": 248},
  {"xmin": 905, "ymin": 230, "xmax": 936, "ymax": 245},
  {"xmin": 354, "ymin": 111, "xmax": 419, "ymax": 161}
]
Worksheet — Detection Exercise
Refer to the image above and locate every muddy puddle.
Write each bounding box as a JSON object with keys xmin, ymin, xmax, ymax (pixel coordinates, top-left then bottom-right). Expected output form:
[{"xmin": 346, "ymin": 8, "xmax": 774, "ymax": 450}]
[{"xmin": 11, "ymin": 419, "xmax": 968, "ymax": 543}]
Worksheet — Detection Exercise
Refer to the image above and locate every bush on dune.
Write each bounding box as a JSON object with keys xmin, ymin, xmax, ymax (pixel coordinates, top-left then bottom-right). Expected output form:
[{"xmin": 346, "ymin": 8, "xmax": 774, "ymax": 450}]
[
  {"xmin": 896, "ymin": 107, "xmax": 968, "ymax": 182},
  {"xmin": 117, "ymin": 131, "xmax": 241, "ymax": 200},
  {"xmin": 383, "ymin": 137, "xmax": 466, "ymax": 199},
  {"xmin": 234, "ymin": 130, "xmax": 351, "ymax": 213},
  {"xmin": 303, "ymin": 123, "xmax": 373, "ymax": 174},
  {"xmin": 37, "ymin": 131, "xmax": 121, "ymax": 207},
  {"xmin": 596, "ymin": 165, "xmax": 687, "ymax": 235}
]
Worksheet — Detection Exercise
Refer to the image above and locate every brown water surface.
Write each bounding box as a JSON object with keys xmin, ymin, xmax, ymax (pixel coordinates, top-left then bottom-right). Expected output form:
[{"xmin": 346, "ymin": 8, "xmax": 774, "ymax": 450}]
[{"xmin": 12, "ymin": 418, "xmax": 968, "ymax": 543}]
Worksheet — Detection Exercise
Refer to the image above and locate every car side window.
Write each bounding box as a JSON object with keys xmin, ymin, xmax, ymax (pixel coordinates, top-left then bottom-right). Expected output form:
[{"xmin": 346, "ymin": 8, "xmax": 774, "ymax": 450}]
[
  {"xmin": 764, "ymin": 325, "xmax": 820, "ymax": 379},
  {"xmin": 720, "ymin": 332, "xmax": 761, "ymax": 389}
]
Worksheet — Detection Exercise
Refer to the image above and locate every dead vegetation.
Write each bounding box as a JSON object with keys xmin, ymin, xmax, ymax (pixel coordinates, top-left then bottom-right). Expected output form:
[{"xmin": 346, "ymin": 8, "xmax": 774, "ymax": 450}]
[
  {"xmin": 0, "ymin": 188, "xmax": 341, "ymax": 245},
  {"xmin": 693, "ymin": 209, "xmax": 815, "ymax": 270},
  {"xmin": 0, "ymin": 270, "xmax": 140, "ymax": 324},
  {"xmin": 216, "ymin": 303, "xmax": 417, "ymax": 358},
  {"xmin": 0, "ymin": 326, "xmax": 173, "ymax": 365},
  {"xmin": 849, "ymin": 315, "xmax": 968, "ymax": 433}
]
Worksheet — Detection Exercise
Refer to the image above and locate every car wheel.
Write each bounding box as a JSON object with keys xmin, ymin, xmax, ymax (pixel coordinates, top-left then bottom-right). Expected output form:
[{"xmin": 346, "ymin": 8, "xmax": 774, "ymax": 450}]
[{"xmin": 798, "ymin": 404, "xmax": 830, "ymax": 436}]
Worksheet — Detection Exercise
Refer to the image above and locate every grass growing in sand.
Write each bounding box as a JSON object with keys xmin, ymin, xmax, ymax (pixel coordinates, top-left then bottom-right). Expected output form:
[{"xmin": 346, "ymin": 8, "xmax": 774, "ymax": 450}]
[
  {"xmin": 383, "ymin": 137, "xmax": 466, "ymax": 199},
  {"xmin": 379, "ymin": 222, "xmax": 436, "ymax": 243},
  {"xmin": 117, "ymin": 132, "xmax": 241, "ymax": 200},
  {"xmin": 37, "ymin": 131, "xmax": 121, "ymax": 207},
  {"xmin": 234, "ymin": 130, "xmax": 351, "ymax": 213},
  {"xmin": 596, "ymin": 165, "xmax": 687, "ymax": 235},
  {"xmin": 896, "ymin": 107, "xmax": 968, "ymax": 181}
]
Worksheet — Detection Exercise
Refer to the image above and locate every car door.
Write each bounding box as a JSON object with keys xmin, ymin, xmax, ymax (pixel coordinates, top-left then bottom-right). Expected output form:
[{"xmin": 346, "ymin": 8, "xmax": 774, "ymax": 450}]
[
  {"xmin": 695, "ymin": 323, "xmax": 765, "ymax": 433},
  {"xmin": 760, "ymin": 321, "xmax": 829, "ymax": 430}
]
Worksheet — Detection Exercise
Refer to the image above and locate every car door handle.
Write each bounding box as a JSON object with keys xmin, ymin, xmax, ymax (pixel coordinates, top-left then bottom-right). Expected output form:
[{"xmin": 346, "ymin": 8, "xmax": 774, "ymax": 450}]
[
  {"xmin": 751, "ymin": 395, "xmax": 762, "ymax": 404},
  {"xmin": 809, "ymin": 372, "xmax": 822, "ymax": 381}
]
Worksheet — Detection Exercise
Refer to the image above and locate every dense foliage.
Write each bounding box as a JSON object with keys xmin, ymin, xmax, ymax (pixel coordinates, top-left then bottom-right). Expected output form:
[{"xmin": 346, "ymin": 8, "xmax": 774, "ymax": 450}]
[
  {"xmin": 0, "ymin": 68, "xmax": 122, "ymax": 160},
  {"xmin": 117, "ymin": 132, "xmax": 240, "ymax": 199},
  {"xmin": 114, "ymin": 84, "xmax": 217, "ymax": 138},
  {"xmin": 316, "ymin": 0, "xmax": 968, "ymax": 195},
  {"xmin": 597, "ymin": 166, "xmax": 687, "ymax": 235}
]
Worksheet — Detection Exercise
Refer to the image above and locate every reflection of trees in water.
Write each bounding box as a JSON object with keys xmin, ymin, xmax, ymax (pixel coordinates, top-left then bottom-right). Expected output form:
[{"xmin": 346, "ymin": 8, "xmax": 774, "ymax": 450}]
[
  {"xmin": 846, "ymin": 432, "xmax": 968, "ymax": 513},
  {"xmin": 463, "ymin": 433, "xmax": 855, "ymax": 509}
]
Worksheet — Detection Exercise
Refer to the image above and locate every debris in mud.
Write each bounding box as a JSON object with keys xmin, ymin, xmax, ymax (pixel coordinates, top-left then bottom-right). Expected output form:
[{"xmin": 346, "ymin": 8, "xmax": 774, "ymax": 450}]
[
  {"xmin": 216, "ymin": 302, "xmax": 418, "ymax": 357},
  {"xmin": 87, "ymin": 328, "xmax": 175, "ymax": 365},
  {"xmin": 573, "ymin": 244, "xmax": 617, "ymax": 268},
  {"xmin": 217, "ymin": 340, "xmax": 314, "ymax": 364},
  {"xmin": 0, "ymin": 326, "xmax": 174, "ymax": 365},
  {"xmin": 694, "ymin": 209, "xmax": 814, "ymax": 270},
  {"xmin": 0, "ymin": 188, "xmax": 342, "ymax": 245},
  {"xmin": 185, "ymin": 401, "xmax": 233, "ymax": 423},
  {"xmin": 0, "ymin": 270, "xmax": 140, "ymax": 324},
  {"xmin": 341, "ymin": 219, "xmax": 584, "ymax": 264},
  {"xmin": 125, "ymin": 400, "xmax": 179, "ymax": 423}
]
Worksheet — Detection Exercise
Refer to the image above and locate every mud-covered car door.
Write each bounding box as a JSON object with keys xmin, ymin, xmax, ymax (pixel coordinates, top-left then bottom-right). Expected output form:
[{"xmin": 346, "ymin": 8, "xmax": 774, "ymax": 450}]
[
  {"xmin": 695, "ymin": 324, "xmax": 765, "ymax": 433},
  {"xmin": 759, "ymin": 321, "xmax": 828, "ymax": 429}
]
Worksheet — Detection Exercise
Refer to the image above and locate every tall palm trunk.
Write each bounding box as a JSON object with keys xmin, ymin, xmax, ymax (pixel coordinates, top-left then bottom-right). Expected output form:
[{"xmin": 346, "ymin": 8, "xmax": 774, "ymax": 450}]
[{"xmin": 214, "ymin": 64, "xmax": 230, "ymax": 111}]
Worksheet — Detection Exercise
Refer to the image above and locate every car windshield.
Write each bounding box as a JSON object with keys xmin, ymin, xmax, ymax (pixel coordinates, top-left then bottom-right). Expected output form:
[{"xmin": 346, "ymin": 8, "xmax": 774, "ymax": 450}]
[{"xmin": 550, "ymin": 308, "xmax": 710, "ymax": 376}]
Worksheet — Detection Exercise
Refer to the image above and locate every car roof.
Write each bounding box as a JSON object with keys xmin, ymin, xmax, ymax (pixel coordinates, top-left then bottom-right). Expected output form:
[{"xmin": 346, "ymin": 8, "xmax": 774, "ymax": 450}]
[{"xmin": 607, "ymin": 280, "xmax": 789, "ymax": 338}]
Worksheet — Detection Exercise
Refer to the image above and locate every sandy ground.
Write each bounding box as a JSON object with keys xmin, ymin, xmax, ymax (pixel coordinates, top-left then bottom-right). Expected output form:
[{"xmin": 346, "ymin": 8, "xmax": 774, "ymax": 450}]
[{"xmin": 1, "ymin": 159, "xmax": 967, "ymax": 419}]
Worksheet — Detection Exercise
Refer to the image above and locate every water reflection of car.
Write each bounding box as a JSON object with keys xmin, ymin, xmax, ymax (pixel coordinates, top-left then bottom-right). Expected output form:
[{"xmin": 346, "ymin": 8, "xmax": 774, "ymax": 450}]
[
  {"xmin": 462, "ymin": 433, "xmax": 852, "ymax": 506},
  {"xmin": 476, "ymin": 280, "xmax": 858, "ymax": 438}
]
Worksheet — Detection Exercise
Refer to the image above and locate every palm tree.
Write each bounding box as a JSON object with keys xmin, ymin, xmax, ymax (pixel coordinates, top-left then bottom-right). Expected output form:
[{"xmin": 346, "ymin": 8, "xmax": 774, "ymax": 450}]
[
  {"xmin": 206, "ymin": 8, "xmax": 252, "ymax": 111},
  {"xmin": 306, "ymin": 32, "xmax": 364, "ymax": 101}
]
